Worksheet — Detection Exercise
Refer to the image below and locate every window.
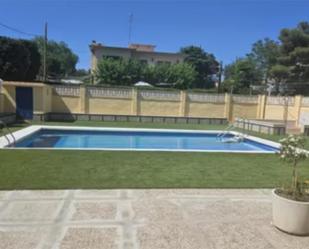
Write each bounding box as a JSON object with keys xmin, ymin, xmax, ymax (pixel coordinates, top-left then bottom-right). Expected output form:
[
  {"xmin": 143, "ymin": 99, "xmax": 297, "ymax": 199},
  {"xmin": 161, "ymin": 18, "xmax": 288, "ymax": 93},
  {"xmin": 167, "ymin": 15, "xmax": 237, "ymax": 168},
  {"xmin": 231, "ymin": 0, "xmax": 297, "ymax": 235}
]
[
  {"xmin": 156, "ymin": 61, "xmax": 171, "ymax": 66},
  {"xmin": 103, "ymin": 55, "xmax": 121, "ymax": 60},
  {"xmin": 139, "ymin": 59, "xmax": 148, "ymax": 65}
]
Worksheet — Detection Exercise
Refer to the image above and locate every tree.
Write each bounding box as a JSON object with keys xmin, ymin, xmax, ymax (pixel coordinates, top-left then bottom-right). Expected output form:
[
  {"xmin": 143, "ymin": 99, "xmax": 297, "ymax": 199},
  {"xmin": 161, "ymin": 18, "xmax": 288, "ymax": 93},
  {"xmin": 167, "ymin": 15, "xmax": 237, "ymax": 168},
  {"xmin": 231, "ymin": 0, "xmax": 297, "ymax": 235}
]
[
  {"xmin": 223, "ymin": 58, "xmax": 263, "ymax": 93},
  {"xmin": 143, "ymin": 64, "xmax": 165, "ymax": 84},
  {"xmin": 247, "ymin": 38, "xmax": 280, "ymax": 82},
  {"xmin": 0, "ymin": 36, "xmax": 41, "ymax": 81},
  {"xmin": 23, "ymin": 40, "xmax": 41, "ymax": 81},
  {"xmin": 225, "ymin": 21, "xmax": 309, "ymax": 88},
  {"xmin": 95, "ymin": 58, "xmax": 127, "ymax": 85},
  {"xmin": 167, "ymin": 63, "xmax": 197, "ymax": 89},
  {"xmin": 95, "ymin": 57, "xmax": 196, "ymax": 88},
  {"xmin": 180, "ymin": 46, "xmax": 219, "ymax": 88},
  {"xmin": 276, "ymin": 21, "xmax": 309, "ymax": 82},
  {"xmin": 72, "ymin": 69, "xmax": 90, "ymax": 77},
  {"xmin": 144, "ymin": 62, "xmax": 196, "ymax": 89},
  {"xmin": 96, "ymin": 58, "xmax": 147, "ymax": 85},
  {"xmin": 269, "ymin": 65, "xmax": 290, "ymax": 83},
  {"xmin": 279, "ymin": 24, "xmax": 309, "ymax": 54},
  {"xmin": 34, "ymin": 37, "xmax": 78, "ymax": 78},
  {"xmin": 278, "ymin": 135, "xmax": 308, "ymax": 200}
]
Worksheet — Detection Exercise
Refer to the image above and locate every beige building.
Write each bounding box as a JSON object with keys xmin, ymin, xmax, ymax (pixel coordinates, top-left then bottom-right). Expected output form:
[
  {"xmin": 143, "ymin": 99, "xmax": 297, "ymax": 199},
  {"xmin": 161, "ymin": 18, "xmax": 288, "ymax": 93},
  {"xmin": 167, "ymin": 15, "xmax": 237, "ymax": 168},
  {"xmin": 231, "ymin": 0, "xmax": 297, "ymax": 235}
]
[{"xmin": 89, "ymin": 41, "xmax": 185, "ymax": 73}]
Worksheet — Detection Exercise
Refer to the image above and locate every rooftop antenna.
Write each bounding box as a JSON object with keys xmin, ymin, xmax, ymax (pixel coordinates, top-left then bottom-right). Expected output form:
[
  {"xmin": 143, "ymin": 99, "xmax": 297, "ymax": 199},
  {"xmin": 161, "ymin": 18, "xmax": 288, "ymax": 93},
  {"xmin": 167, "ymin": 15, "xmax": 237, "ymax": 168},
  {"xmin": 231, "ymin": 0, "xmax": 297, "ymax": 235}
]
[
  {"xmin": 43, "ymin": 22, "xmax": 48, "ymax": 82},
  {"xmin": 128, "ymin": 13, "xmax": 133, "ymax": 45}
]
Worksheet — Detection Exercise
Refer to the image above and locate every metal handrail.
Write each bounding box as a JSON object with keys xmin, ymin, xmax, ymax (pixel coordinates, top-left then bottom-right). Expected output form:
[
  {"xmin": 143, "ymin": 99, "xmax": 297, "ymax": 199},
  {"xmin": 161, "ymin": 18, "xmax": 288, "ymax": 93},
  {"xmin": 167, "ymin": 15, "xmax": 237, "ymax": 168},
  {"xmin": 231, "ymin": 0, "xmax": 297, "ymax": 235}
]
[
  {"xmin": 1, "ymin": 130, "xmax": 11, "ymax": 146},
  {"xmin": 0, "ymin": 121, "xmax": 16, "ymax": 147},
  {"xmin": 217, "ymin": 118, "xmax": 249, "ymax": 141},
  {"xmin": 217, "ymin": 123, "xmax": 235, "ymax": 140}
]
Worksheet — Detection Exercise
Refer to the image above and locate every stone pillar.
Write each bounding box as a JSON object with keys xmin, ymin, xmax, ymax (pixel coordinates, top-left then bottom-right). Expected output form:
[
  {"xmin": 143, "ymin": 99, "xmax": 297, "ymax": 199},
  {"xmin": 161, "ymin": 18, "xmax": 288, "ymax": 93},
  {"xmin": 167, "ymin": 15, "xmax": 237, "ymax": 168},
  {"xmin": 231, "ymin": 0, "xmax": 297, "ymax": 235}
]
[
  {"xmin": 131, "ymin": 88, "xmax": 138, "ymax": 115},
  {"xmin": 257, "ymin": 95, "xmax": 267, "ymax": 119},
  {"xmin": 224, "ymin": 93, "xmax": 232, "ymax": 122},
  {"xmin": 179, "ymin": 91, "xmax": 187, "ymax": 117},
  {"xmin": 80, "ymin": 86, "xmax": 87, "ymax": 114},
  {"xmin": 42, "ymin": 84, "xmax": 52, "ymax": 113},
  {"xmin": 294, "ymin": 95, "xmax": 303, "ymax": 126}
]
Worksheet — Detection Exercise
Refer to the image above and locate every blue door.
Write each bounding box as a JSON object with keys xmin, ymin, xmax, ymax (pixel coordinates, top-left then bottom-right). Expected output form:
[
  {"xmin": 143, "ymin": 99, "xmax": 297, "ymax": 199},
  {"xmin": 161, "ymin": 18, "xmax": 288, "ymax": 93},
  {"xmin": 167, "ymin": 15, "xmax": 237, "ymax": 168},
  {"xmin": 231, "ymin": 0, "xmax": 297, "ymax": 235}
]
[{"xmin": 16, "ymin": 87, "xmax": 33, "ymax": 120}]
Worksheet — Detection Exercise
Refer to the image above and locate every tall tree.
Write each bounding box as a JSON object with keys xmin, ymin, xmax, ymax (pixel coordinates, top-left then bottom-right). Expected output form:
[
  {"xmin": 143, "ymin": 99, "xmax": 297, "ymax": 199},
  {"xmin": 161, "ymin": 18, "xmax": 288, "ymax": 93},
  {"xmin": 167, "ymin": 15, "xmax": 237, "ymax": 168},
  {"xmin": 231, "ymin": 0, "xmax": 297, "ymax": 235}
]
[
  {"xmin": 95, "ymin": 58, "xmax": 128, "ymax": 85},
  {"xmin": 247, "ymin": 38, "xmax": 280, "ymax": 82},
  {"xmin": 34, "ymin": 37, "xmax": 78, "ymax": 78},
  {"xmin": 0, "ymin": 36, "xmax": 40, "ymax": 81},
  {"xmin": 223, "ymin": 58, "xmax": 263, "ymax": 93},
  {"xmin": 273, "ymin": 21, "xmax": 309, "ymax": 82},
  {"xmin": 95, "ymin": 57, "xmax": 196, "ymax": 88},
  {"xmin": 167, "ymin": 63, "xmax": 197, "ymax": 89},
  {"xmin": 23, "ymin": 40, "xmax": 41, "ymax": 81},
  {"xmin": 269, "ymin": 65, "xmax": 290, "ymax": 84},
  {"xmin": 180, "ymin": 46, "xmax": 219, "ymax": 88},
  {"xmin": 144, "ymin": 63, "xmax": 171, "ymax": 84}
]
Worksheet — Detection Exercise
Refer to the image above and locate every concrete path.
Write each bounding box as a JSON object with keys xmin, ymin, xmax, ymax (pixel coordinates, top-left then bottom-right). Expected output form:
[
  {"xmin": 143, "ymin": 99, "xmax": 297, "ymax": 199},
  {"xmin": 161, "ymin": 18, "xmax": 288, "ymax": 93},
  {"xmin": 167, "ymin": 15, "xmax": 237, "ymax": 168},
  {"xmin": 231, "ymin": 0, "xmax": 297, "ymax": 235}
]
[{"xmin": 0, "ymin": 189, "xmax": 308, "ymax": 249}]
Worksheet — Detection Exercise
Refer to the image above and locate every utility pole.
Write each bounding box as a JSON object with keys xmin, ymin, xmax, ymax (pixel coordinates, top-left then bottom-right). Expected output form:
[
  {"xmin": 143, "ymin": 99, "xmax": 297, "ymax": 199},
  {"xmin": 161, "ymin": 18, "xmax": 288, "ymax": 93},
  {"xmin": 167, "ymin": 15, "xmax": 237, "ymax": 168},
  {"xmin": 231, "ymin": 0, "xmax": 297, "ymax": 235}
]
[{"xmin": 43, "ymin": 22, "xmax": 48, "ymax": 82}]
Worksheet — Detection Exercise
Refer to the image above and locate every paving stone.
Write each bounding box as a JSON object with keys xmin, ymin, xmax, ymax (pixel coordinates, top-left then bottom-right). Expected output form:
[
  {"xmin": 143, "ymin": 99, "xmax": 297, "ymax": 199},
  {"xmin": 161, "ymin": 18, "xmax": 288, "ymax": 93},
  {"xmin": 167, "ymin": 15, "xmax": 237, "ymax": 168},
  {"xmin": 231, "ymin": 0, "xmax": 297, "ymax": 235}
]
[
  {"xmin": 132, "ymin": 189, "xmax": 270, "ymax": 200},
  {"xmin": 230, "ymin": 199, "xmax": 271, "ymax": 221},
  {"xmin": 182, "ymin": 199, "xmax": 241, "ymax": 223},
  {"xmin": 75, "ymin": 190, "xmax": 120, "ymax": 199},
  {"xmin": 0, "ymin": 189, "xmax": 306, "ymax": 249},
  {"xmin": 11, "ymin": 190, "xmax": 67, "ymax": 200},
  {"xmin": 71, "ymin": 201, "xmax": 117, "ymax": 221},
  {"xmin": 0, "ymin": 192, "xmax": 8, "ymax": 200},
  {"xmin": 199, "ymin": 222, "xmax": 276, "ymax": 249},
  {"xmin": 181, "ymin": 199, "xmax": 271, "ymax": 223},
  {"xmin": 137, "ymin": 222, "xmax": 215, "ymax": 249},
  {"xmin": 132, "ymin": 199, "xmax": 184, "ymax": 223},
  {"xmin": 59, "ymin": 227, "xmax": 118, "ymax": 249},
  {"xmin": 258, "ymin": 224, "xmax": 309, "ymax": 249},
  {"xmin": 0, "ymin": 201, "xmax": 62, "ymax": 222},
  {"xmin": 168, "ymin": 188, "xmax": 270, "ymax": 197},
  {"xmin": 0, "ymin": 230, "xmax": 43, "ymax": 249},
  {"xmin": 132, "ymin": 189, "xmax": 182, "ymax": 199}
]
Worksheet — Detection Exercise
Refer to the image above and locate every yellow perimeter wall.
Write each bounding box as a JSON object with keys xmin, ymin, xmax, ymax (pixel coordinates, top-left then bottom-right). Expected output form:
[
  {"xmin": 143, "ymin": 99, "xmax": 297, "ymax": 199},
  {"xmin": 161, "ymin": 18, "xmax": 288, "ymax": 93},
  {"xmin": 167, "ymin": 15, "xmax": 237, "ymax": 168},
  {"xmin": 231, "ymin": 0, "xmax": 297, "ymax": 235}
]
[
  {"xmin": 1, "ymin": 81, "xmax": 309, "ymax": 127},
  {"xmin": 1, "ymin": 82, "xmax": 52, "ymax": 114}
]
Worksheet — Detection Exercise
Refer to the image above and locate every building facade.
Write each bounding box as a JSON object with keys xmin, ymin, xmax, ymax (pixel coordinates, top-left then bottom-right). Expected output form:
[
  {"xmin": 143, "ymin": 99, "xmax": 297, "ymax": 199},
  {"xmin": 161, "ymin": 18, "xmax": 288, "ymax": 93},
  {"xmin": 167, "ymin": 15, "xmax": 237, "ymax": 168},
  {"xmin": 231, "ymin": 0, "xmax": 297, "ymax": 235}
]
[{"xmin": 89, "ymin": 42, "xmax": 185, "ymax": 73}]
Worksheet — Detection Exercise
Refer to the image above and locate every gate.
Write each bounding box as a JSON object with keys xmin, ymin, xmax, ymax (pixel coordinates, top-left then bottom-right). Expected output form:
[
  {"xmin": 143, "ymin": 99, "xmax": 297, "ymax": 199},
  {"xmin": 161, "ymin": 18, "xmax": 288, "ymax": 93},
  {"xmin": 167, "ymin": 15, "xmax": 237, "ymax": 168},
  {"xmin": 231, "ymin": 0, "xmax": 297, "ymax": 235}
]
[{"xmin": 16, "ymin": 87, "xmax": 33, "ymax": 120}]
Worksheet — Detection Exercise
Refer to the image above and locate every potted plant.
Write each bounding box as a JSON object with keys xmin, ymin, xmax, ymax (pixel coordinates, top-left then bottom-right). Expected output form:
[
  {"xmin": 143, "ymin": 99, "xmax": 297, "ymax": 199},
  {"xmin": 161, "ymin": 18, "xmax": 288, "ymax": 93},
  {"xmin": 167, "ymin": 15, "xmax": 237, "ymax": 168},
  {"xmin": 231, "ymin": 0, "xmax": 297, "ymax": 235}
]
[{"xmin": 272, "ymin": 135, "xmax": 309, "ymax": 235}]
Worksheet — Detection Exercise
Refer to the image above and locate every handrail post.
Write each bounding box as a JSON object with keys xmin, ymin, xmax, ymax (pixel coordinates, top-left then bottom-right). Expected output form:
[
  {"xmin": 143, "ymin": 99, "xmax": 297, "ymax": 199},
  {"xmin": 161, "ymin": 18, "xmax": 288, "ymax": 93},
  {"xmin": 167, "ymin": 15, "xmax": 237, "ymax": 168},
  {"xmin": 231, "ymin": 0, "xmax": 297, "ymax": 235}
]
[{"xmin": 0, "ymin": 120, "xmax": 16, "ymax": 146}]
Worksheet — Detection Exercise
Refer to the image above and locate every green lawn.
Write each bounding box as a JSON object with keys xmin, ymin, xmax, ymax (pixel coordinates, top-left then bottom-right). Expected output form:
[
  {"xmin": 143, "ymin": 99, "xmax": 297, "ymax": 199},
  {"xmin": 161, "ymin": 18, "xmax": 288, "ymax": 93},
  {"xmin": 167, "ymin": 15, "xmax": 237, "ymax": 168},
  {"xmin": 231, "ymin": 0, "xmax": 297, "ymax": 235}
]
[{"xmin": 0, "ymin": 120, "xmax": 308, "ymax": 189}]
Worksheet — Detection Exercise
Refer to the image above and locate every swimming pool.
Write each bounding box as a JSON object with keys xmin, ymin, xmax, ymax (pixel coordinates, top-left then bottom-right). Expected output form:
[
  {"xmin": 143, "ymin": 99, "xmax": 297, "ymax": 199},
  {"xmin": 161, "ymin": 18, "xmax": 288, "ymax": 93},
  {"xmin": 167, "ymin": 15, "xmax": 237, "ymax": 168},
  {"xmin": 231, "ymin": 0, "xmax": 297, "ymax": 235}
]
[{"xmin": 0, "ymin": 126, "xmax": 280, "ymax": 153}]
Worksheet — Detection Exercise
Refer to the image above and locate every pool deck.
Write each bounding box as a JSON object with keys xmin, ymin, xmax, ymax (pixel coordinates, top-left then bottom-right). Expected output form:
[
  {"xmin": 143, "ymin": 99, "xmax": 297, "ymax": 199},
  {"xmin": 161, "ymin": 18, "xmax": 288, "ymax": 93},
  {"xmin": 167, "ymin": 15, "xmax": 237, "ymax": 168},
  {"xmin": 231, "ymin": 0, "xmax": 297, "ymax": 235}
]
[{"xmin": 0, "ymin": 189, "xmax": 308, "ymax": 249}]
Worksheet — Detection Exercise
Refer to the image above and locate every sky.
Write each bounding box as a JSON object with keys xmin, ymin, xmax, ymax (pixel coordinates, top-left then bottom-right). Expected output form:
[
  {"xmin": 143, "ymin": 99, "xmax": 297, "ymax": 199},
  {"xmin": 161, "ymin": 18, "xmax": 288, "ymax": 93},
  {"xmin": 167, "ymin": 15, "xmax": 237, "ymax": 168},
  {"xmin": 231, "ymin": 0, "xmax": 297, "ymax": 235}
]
[{"xmin": 1, "ymin": 0, "xmax": 309, "ymax": 69}]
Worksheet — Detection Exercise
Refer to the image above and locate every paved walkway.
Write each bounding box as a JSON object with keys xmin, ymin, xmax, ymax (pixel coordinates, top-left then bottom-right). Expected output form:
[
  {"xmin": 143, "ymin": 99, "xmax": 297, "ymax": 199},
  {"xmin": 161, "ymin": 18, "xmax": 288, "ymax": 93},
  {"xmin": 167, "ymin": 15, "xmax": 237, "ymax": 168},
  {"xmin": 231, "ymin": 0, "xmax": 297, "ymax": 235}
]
[{"xmin": 0, "ymin": 189, "xmax": 308, "ymax": 249}]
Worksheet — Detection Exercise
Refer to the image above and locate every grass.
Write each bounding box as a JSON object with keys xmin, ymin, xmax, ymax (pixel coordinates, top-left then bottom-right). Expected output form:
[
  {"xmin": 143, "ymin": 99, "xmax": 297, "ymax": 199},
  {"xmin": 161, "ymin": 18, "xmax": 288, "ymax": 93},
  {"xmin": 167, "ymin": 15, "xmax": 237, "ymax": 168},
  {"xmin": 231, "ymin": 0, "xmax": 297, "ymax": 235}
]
[
  {"xmin": 1, "ymin": 150, "xmax": 308, "ymax": 189},
  {"xmin": 0, "ymin": 120, "xmax": 308, "ymax": 189}
]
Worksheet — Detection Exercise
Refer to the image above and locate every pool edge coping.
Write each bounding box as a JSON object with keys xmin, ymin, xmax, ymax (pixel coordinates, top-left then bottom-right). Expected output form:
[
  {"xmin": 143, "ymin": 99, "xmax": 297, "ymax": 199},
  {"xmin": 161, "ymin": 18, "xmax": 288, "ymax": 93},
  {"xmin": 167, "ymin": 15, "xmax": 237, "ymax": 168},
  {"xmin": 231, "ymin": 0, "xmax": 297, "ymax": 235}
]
[{"xmin": 0, "ymin": 125, "xmax": 281, "ymax": 153}]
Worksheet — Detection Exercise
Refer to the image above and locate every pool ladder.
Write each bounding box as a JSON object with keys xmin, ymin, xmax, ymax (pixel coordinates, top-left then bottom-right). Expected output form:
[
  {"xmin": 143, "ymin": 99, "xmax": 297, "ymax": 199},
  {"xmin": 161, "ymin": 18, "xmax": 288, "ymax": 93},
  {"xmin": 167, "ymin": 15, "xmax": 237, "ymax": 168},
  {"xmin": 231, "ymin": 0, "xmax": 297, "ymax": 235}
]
[
  {"xmin": 0, "ymin": 121, "xmax": 16, "ymax": 147},
  {"xmin": 217, "ymin": 118, "xmax": 248, "ymax": 141},
  {"xmin": 217, "ymin": 124, "xmax": 235, "ymax": 140}
]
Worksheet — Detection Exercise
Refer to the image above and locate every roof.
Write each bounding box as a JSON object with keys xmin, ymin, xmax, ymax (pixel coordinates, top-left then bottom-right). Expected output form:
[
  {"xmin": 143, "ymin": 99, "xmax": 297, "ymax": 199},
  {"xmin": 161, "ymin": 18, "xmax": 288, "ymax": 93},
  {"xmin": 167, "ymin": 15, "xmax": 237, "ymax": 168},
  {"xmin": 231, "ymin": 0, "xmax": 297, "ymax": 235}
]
[
  {"xmin": 129, "ymin": 43, "xmax": 156, "ymax": 52},
  {"xmin": 89, "ymin": 42, "xmax": 184, "ymax": 57}
]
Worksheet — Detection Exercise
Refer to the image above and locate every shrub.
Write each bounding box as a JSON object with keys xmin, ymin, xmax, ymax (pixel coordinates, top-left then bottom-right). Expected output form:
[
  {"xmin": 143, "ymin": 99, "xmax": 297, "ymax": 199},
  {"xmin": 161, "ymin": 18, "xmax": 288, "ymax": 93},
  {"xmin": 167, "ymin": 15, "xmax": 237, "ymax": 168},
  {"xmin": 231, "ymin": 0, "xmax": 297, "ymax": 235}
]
[
  {"xmin": 278, "ymin": 135, "xmax": 309, "ymax": 201},
  {"xmin": 95, "ymin": 58, "xmax": 197, "ymax": 89}
]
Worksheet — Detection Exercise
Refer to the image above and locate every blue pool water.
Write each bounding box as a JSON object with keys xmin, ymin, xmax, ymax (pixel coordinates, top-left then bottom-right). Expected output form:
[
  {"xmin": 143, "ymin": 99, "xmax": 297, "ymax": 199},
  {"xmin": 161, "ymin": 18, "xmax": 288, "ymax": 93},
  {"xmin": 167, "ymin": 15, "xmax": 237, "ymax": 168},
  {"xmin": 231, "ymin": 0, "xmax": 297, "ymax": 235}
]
[{"xmin": 13, "ymin": 129, "xmax": 278, "ymax": 152}]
